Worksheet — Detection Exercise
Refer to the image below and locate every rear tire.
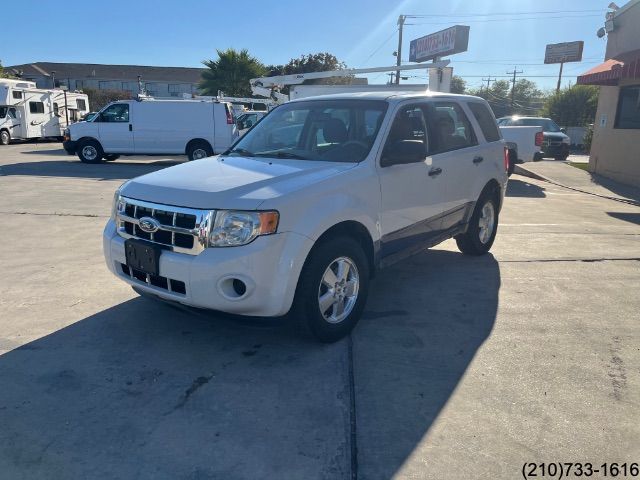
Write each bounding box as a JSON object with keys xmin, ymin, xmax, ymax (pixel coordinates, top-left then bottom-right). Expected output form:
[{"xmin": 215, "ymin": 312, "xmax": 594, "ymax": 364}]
[
  {"xmin": 455, "ymin": 192, "xmax": 499, "ymax": 256},
  {"xmin": 77, "ymin": 139, "xmax": 103, "ymax": 163},
  {"xmin": 187, "ymin": 141, "xmax": 213, "ymax": 161},
  {"xmin": 0, "ymin": 130, "xmax": 10, "ymax": 146},
  {"xmin": 507, "ymin": 149, "xmax": 517, "ymax": 177},
  {"xmin": 291, "ymin": 236, "xmax": 369, "ymax": 343},
  {"xmin": 104, "ymin": 154, "xmax": 120, "ymax": 161},
  {"xmin": 555, "ymin": 154, "xmax": 569, "ymax": 161}
]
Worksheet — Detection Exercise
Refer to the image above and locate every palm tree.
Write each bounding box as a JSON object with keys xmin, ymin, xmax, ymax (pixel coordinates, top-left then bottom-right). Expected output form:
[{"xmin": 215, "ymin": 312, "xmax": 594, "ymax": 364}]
[{"xmin": 200, "ymin": 49, "xmax": 266, "ymax": 97}]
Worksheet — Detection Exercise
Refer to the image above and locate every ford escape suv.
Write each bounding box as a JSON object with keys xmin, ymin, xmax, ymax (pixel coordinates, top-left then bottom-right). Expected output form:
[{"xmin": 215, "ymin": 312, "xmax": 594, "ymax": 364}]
[{"xmin": 104, "ymin": 92, "xmax": 508, "ymax": 342}]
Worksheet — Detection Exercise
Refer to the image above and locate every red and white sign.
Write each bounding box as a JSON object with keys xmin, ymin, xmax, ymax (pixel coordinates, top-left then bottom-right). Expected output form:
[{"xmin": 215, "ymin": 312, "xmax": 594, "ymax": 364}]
[{"xmin": 409, "ymin": 25, "xmax": 470, "ymax": 63}]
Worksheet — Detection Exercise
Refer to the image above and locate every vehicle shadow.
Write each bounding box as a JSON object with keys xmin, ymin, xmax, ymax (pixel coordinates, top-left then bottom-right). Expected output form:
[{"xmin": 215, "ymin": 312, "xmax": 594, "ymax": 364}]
[
  {"xmin": 353, "ymin": 249, "xmax": 500, "ymax": 478},
  {"xmin": 0, "ymin": 297, "xmax": 352, "ymax": 479},
  {"xmin": 506, "ymin": 178, "xmax": 546, "ymax": 198},
  {"xmin": 1, "ymin": 159, "xmax": 182, "ymax": 181},
  {"xmin": 0, "ymin": 249, "xmax": 500, "ymax": 479},
  {"xmin": 607, "ymin": 211, "xmax": 640, "ymax": 226}
]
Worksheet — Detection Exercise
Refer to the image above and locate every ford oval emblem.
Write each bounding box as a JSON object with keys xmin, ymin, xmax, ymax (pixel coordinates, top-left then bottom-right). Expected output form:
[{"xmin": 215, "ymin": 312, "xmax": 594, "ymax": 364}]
[{"xmin": 139, "ymin": 217, "xmax": 160, "ymax": 233}]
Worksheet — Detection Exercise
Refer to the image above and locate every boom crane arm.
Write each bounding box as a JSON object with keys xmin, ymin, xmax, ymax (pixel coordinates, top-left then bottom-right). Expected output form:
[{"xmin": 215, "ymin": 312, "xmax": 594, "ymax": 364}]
[{"xmin": 250, "ymin": 60, "xmax": 450, "ymax": 103}]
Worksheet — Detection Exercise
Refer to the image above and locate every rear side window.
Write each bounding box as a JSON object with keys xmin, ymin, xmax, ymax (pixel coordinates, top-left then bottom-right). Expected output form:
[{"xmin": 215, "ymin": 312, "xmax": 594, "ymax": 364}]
[
  {"xmin": 12, "ymin": 91, "xmax": 23, "ymax": 99},
  {"xmin": 431, "ymin": 102, "xmax": 477, "ymax": 153},
  {"xmin": 468, "ymin": 102, "xmax": 500, "ymax": 142},
  {"xmin": 29, "ymin": 101, "xmax": 45, "ymax": 114}
]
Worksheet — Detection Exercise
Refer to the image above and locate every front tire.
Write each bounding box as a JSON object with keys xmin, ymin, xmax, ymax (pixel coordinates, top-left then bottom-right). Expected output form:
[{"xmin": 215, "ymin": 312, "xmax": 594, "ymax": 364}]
[
  {"xmin": 77, "ymin": 139, "xmax": 103, "ymax": 163},
  {"xmin": 0, "ymin": 130, "xmax": 10, "ymax": 146},
  {"xmin": 292, "ymin": 237, "xmax": 369, "ymax": 342},
  {"xmin": 455, "ymin": 193, "xmax": 499, "ymax": 256}
]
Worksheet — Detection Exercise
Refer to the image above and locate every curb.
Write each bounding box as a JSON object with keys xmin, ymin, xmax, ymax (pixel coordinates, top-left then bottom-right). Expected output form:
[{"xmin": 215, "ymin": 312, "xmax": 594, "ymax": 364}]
[{"xmin": 514, "ymin": 164, "xmax": 640, "ymax": 207}]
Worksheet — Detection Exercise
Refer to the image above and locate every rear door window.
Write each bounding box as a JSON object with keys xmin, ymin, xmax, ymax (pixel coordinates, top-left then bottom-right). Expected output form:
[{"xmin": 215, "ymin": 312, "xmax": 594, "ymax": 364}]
[
  {"xmin": 468, "ymin": 102, "xmax": 501, "ymax": 142},
  {"xmin": 431, "ymin": 102, "xmax": 477, "ymax": 153}
]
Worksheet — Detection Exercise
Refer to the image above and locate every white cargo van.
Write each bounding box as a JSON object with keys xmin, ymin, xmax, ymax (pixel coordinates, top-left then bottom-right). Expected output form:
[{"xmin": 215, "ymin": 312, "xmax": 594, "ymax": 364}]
[
  {"xmin": 65, "ymin": 98, "xmax": 238, "ymax": 162},
  {"xmin": 0, "ymin": 78, "xmax": 90, "ymax": 145}
]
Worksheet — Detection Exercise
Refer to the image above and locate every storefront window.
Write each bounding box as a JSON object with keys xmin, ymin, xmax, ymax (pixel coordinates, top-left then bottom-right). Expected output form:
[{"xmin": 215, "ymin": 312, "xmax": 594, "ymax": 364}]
[{"xmin": 615, "ymin": 85, "xmax": 640, "ymax": 129}]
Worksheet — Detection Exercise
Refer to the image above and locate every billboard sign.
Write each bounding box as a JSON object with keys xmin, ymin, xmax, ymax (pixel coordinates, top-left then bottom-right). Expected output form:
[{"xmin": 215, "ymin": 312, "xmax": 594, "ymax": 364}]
[
  {"xmin": 544, "ymin": 41, "xmax": 584, "ymax": 64},
  {"xmin": 409, "ymin": 25, "xmax": 470, "ymax": 63}
]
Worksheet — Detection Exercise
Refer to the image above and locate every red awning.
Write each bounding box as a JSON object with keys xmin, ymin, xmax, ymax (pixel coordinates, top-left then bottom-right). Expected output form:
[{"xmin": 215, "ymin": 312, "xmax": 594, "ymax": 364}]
[{"xmin": 577, "ymin": 49, "xmax": 640, "ymax": 86}]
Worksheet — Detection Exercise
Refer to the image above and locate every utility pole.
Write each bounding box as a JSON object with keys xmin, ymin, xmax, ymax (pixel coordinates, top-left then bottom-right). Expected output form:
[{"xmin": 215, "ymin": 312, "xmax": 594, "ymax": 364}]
[
  {"xmin": 395, "ymin": 15, "xmax": 405, "ymax": 85},
  {"xmin": 481, "ymin": 76, "xmax": 496, "ymax": 93},
  {"xmin": 507, "ymin": 67, "xmax": 523, "ymax": 112},
  {"xmin": 51, "ymin": 70, "xmax": 56, "ymax": 89},
  {"xmin": 556, "ymin": 60, "xmax": 564, "ymax": 93},
  {"xmin": 387, "ymin": 72, "xmax": 395, "ymax": 85}
]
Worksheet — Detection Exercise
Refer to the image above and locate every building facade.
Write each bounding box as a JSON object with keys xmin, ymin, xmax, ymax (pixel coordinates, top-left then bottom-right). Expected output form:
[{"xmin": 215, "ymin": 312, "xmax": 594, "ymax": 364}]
[
  {"xmin": 577, "ymin": 0, "xmax": 640, "ymax": 187},
  {"xmin": 6, "ymin": 62, "xmax": 204, "ymax": 99}
]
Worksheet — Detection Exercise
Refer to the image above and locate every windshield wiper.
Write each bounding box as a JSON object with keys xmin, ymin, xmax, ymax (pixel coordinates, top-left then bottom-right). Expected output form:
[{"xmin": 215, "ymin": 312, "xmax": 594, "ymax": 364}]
[
  {"xmin": 224, "ymin": 147, "xmax": 254, "ymax": 157},
  {"xmin": 255, "ymin": 151, "xmax": 309, "ymax": 160}
]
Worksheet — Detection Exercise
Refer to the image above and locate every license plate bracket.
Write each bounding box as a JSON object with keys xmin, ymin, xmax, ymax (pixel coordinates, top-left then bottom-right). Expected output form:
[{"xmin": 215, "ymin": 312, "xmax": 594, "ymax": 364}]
[{"xmin": 125, "ymin": 239, "xmax": 161, "ymax": 277}]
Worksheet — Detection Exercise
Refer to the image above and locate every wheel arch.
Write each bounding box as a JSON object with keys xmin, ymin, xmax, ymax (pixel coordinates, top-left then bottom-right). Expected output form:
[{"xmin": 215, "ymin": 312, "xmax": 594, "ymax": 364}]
[
  {"xmin": 77, "ymin": 136, "xmax": 102, "ymax": 147},
  {"xmin": 480, "ymin": 178, "xmax": 503, "ymax": 211},
  {"xmin": 312, "ymin": 220, "xmax": 377, "ymax": 278},
  {"xmin": 185, "ymin": 138, "xmax": 213, "ymax": 155}
]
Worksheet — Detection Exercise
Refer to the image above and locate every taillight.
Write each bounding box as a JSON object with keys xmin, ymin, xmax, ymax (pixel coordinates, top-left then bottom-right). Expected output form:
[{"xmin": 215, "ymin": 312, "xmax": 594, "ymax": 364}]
[
  {"xmin": 535, "ymin": 131, "xmax": 543, "ymax": 146},
  {"xmin": 225, "ymin": 105, "xmax": 233, "ymax": 125},
  {"xmin": 504, "ymin": 147, "xmax": 510, "ymax": 172}
]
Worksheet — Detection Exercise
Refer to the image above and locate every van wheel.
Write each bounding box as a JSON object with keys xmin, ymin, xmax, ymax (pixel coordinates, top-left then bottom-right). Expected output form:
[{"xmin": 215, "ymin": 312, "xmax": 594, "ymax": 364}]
[
  {"xmin": 455, "ymin": 192, "xmax": 499, "ymax": 256},
  {"xmin": 0, "ymin": 130, "xmax": 10, "ymax": 146},
  {"xmin": 187, "ymin": 141, "xmax": 213, "ymax": 161},
  {"xmin": 77, "ymin": 139, "xmax": 103, "ymax": 163},
  {"xmin": 104, "ymin": 154, "xmax": 120, "ymax": 161},
  {"xmin": 292, "ymin": 237, "xmax": 369, "ymax": 343}
]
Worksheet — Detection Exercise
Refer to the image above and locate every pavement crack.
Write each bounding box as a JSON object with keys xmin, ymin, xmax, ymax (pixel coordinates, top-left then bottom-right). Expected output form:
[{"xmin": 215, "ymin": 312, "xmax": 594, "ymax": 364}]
[
  {"xmin": 500, "ymin": 257, "xmax": 640, "ymax": 264},
  {"xmin": 164, "ymin": 373, "xmax": 214, "ymax": 415},
  {"xmin": 348, "ymin": 334, "xmax": 358, "ymax": 480},
  {"xmin": 0, "ymin": 211, "xmax": 107, "ymax": 218}
]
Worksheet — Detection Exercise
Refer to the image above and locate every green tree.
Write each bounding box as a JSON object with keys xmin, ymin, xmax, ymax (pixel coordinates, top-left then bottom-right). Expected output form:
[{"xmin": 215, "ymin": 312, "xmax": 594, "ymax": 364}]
[
  {"xmin": 267, "ymin": 53, "xmax": 352, "ymax": 94},
  {"xmin": 0, "ymin": 60, "xmax": 15, "ymax": 79},
  {"xmin": 450, "ymin": 75, "xmax": 466, "ymax": 94},
  {"xmin": 200, "ymin": 49, "xmax": 266, "ymax": 97},
  {"xmin": 470, "ymin": 79, "xmax": 544, "ymax": 118},
  {"xmin": 83, "ymin": 88, "xmax": 132, "ymax": 111},
  {"xmin": 541, "ymin": 85, "xmax": 599, "ymax": 126}
]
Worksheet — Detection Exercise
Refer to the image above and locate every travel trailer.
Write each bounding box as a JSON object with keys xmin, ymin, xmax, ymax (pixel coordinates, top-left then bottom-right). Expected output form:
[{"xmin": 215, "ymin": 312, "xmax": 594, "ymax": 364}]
[{"xmin": 0, "ymin": 78, "xmax": 90, "ymax": 145}]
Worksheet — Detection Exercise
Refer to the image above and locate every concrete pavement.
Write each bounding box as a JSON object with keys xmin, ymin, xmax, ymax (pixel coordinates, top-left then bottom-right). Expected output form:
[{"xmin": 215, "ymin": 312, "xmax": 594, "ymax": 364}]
[{"xmin": 1, "ymin": 142, "xmax": 639, "ymax": 479}]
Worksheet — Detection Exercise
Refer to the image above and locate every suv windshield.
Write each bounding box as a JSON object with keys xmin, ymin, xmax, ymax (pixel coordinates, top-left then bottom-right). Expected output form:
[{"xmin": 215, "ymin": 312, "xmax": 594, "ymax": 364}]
[
  {"xmin": 501, "ymin": 117, "xmax": 561, "ymax": 132},
  {"xmin": 226, "ymin": 99, "xmax": 388, "ymax": 162}
]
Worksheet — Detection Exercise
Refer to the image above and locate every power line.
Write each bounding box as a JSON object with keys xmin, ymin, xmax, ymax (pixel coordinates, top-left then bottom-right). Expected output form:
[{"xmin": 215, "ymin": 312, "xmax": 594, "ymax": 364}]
[
  {"xmin": 404, "ymin": 9, "xmax": 602, "ymax": 18},
  {"xmin": 362, "ymin": 28, "xmax": 398, "ymax": 65},
  {"xmin": 405, "ymin": 14, "xmax": 600, "ymax": 25}
]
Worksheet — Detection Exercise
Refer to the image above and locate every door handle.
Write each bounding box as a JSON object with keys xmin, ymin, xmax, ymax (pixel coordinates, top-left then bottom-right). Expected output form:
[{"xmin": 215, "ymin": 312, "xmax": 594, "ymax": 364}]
[
  {"xmin": 428, "ymin": 167, "xmax": 442, "ymax": 177},
  {"xmin": 129, "ymin": 124, "xmax": 132, "ymax": 131},
  {"xmin": 473, "ymin": 156, "xmax": 484, "ymax": 164}
]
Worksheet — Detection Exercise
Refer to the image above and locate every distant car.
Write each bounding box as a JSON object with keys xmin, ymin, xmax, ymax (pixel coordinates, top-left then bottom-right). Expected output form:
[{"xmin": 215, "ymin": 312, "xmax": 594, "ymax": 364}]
[
  {"xmin": 497, "ymin": 116, "xmax": 570, "ymax": 161},
  {"xmin": 236, "ymin": 111, "xmax": 266, "ymax": 136}
]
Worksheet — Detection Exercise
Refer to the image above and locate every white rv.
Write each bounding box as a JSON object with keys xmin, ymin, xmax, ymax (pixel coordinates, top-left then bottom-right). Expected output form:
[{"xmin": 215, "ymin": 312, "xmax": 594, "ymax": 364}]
[
  {"xmin": 65, "ymin": 98, "xmax": 238, "ymax": 162},
  {"xmin": 0, "ymin": 78, "xmax": 90, "ymax": 145}
]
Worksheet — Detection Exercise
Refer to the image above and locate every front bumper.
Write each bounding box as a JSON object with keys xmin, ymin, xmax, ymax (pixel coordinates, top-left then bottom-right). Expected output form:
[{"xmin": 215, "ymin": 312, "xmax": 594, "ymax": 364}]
[
  {"xmin": 63, "ymin": 139, "xmax": 77, "ymax": 154},
  {"xmin": 103, "ymin": 219, "xmax": 315, "ymax": 317}
]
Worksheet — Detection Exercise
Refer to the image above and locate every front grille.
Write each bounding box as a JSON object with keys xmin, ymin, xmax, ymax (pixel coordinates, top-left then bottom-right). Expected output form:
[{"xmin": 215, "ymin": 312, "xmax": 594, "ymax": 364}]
[
  {"xmin": 121, "ymin": 264, "xmax": 186, "ymax": 295},
  {"xmin": 116, "ymin": 196, "xmax": 214, "ymax": 255}
]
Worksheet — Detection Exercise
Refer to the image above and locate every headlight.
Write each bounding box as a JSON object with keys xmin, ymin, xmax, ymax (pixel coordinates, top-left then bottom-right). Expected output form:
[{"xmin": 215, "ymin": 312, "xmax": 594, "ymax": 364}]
[
  {"xmin": 562, "ymin": 137, "xmax": 571, "ymax": 144},
  {"xmin": 209, "ymin": 210, "xmax": 279, "ymax": 247},
  {"xmin": 110, "ymin": 183, "xmax": 128, "ymax": 220}
]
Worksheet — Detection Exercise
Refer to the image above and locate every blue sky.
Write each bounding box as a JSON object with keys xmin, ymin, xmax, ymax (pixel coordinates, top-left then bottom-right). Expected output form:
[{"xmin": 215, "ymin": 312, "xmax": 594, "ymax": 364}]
[{"xmin": 4, "ymin": 0, "xmax": 611, "ymax": 91}]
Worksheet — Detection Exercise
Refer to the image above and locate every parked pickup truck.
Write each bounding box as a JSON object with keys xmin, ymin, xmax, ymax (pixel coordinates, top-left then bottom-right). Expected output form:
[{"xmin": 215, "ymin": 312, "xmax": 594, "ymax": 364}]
[
  {"xmin": 499, "ymin": 125, "xmax": 543, "ymax": 175},
  {"xmin": 104, "ymin": 92, "xmax": 508, "ymax": 342},
  {"xmin": 498, "ymin": 116, "xmax": 570, "ymax": 161}
]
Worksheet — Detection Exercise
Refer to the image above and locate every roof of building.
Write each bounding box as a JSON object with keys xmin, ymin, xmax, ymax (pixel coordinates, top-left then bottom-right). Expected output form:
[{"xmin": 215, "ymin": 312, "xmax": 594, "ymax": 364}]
[{"xmin": 5, "ymin": 62, "xmax": 205, "ymax": 84}]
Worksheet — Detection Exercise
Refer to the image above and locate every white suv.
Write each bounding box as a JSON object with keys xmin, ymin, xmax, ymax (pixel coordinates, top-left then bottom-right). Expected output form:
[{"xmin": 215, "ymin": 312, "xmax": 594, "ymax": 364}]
[{"xmin": 104, "ymin": 92, "xmax": 508, "ymax": 342}]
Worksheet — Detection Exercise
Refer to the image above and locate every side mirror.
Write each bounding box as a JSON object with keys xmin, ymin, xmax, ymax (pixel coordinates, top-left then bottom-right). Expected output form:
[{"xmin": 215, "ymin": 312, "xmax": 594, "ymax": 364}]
[
  {"xmin": 381, "ymin": 140, "xmax": 425, "ymax": 167},
  {"xmin": 560, "ymin": 128, "xmax": 567, "ymax": 134}
]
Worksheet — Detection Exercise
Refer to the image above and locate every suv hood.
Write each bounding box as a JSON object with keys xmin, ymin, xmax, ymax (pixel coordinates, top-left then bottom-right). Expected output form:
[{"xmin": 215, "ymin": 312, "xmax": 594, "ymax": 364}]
[{"xmin": 121, "ymin": 156, "xmax": 356, "ymax": 210}]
